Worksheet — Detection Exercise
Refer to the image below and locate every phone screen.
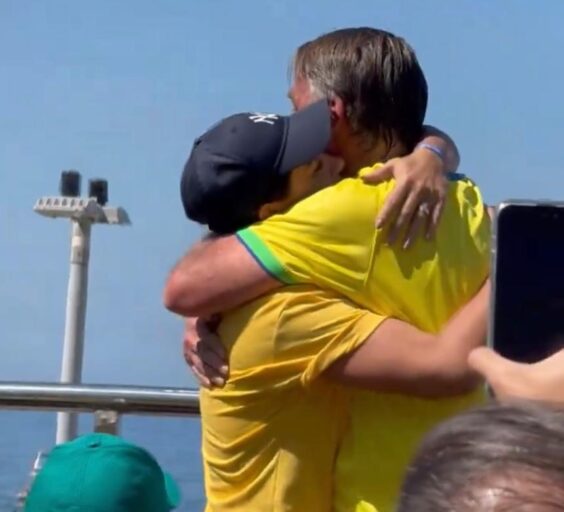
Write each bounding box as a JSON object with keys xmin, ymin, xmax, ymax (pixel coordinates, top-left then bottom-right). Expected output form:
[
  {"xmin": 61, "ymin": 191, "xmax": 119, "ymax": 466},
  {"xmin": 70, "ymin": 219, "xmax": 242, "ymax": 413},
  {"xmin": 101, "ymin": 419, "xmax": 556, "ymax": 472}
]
[{"xmin": 492, "ymin": 203, "xmax": 564, "ymax": 363}]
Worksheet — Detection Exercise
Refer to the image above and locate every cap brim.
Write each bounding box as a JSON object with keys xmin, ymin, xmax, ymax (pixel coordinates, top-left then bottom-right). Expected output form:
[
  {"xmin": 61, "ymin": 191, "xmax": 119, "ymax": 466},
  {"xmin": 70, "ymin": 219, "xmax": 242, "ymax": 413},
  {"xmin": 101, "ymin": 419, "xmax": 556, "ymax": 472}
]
[
  {"xmin": 278, "ymin": 99, "xmax": 332, "ymax": 173},
  {"xmin": 164, "ymin": 472, "xmax": 181, "ymax": 509}
]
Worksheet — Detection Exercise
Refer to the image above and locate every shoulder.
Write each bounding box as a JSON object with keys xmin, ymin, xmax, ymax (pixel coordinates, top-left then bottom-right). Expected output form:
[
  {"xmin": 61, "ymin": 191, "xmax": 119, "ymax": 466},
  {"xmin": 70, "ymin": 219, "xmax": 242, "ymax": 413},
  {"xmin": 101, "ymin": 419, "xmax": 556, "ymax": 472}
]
[
  {"xmin": 279, "ymin": 177, "xmax": 385, "ymax": 226},
  {"xmin": 442, "ymin": 173, "xmax": 491, "ymax": 243},
  {"xmin": 444, "ymin": 173, "xmax": 487, "ymax": 208}
]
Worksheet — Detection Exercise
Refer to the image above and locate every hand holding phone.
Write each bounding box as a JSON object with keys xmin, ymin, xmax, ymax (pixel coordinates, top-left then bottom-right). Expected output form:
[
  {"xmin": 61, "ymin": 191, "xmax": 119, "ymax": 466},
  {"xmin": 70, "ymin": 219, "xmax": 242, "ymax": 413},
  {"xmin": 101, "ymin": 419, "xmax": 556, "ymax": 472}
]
[{"xmin": 489, "ymin": 201, "xmax": 564, "ymax": 363}]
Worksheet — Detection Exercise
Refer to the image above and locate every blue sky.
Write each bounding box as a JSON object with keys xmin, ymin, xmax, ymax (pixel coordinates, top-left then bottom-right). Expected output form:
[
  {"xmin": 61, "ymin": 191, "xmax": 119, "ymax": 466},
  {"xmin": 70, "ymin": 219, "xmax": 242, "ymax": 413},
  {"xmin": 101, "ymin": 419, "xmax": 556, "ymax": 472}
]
[{"xmin": 1, "ymin": 0, "xmax": 563, "ymax": 387}]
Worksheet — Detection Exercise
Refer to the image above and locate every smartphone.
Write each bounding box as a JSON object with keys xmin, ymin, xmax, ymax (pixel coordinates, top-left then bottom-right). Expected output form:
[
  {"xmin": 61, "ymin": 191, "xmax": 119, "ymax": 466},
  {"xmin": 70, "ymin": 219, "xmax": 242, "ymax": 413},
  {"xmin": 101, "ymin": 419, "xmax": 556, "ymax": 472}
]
[{"xmin": 489, "ymin": 200, "xmax": 564, "ymax": 363}]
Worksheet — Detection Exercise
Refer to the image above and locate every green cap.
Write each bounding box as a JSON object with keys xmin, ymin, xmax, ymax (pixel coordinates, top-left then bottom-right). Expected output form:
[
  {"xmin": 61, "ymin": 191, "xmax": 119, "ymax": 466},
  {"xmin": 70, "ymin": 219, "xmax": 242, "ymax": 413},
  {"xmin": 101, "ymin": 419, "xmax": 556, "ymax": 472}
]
[{"xmin": 24, "ymin": 433, "xmax": 181, "ymax": 512}]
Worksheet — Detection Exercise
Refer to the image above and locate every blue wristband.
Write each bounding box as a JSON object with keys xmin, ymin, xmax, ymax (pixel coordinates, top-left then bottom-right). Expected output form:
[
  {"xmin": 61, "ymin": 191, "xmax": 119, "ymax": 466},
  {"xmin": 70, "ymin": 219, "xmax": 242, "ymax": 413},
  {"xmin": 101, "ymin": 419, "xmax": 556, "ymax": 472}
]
[{"xmin": 416, "ymin": 142, "xmax": 446, "ymax": 164}]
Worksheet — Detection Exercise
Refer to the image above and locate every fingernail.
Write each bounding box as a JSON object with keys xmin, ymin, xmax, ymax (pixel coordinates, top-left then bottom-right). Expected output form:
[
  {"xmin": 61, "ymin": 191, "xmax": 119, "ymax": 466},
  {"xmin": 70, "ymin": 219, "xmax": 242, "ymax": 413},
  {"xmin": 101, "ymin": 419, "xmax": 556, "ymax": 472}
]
[
  {"xmin": 375, "ymin": 219, "xmax": 383, "ymax": 228},
  {"xmin": 211, "ymin": 377, "xmax": 226, "ymax": 387},
  {"xmin": 220, "ymin": 365, "xmax": 229, "ymax": 376}
]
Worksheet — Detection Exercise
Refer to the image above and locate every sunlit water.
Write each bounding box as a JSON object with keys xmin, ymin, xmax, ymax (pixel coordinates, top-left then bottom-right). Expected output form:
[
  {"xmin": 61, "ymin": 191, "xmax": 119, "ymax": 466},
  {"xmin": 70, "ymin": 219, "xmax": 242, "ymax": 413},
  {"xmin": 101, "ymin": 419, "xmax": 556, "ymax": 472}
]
[{"xmin": 0, "ymin": 412, "xmax": 205, "ymax": 511}]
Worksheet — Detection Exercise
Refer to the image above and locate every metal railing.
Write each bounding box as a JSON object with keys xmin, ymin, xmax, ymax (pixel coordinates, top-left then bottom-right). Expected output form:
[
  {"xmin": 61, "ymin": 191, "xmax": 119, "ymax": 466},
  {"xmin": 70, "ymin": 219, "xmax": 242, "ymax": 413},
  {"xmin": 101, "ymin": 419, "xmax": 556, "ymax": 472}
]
[
  {"xmin": 0, "ymin": 382, "xmax": 200, "ymax": 415},
  {"xmin": 0, "ymin": 382, "xmax": 201, "ymax": 509},
  {"xmin": 0, "ymin": 381, "xmax": 200, "ymax": 435}
]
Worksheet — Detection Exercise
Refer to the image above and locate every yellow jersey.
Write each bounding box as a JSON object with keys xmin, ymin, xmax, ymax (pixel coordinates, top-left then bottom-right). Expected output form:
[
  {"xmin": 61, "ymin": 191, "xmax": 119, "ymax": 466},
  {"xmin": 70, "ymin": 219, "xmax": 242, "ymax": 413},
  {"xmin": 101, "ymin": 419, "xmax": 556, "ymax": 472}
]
[
  {"xmin": 236, "ymin": 166, "xmax": 491, "ymax": 511},
  {"xmin": 200, "ymin": 286, "xmax": 386, "ymax": 511}
]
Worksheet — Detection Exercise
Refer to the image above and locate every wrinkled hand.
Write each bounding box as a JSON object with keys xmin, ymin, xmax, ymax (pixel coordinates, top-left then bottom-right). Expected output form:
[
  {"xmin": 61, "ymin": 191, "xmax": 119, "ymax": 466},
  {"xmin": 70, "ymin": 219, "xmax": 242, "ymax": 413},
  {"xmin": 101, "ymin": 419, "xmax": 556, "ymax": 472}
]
[
  {"xmin": 183, "ymin": 315, "xmax": 228, "ymax": 389},
  {"xmin": 362, "ymin": 147, "xmax": 447, "ymax": 248},
  {"xmin": 468, "ymin": 347, "xmax": 564, "ymax": 405}
]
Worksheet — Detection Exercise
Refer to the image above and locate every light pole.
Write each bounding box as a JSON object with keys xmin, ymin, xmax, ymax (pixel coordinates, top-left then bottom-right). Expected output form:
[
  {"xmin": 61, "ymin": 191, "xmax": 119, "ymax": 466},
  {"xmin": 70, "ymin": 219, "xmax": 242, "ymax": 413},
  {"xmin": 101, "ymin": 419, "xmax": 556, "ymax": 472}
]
[{"xmin": 33, "ymin": 171, "xmax": 130, "ymax": 444}]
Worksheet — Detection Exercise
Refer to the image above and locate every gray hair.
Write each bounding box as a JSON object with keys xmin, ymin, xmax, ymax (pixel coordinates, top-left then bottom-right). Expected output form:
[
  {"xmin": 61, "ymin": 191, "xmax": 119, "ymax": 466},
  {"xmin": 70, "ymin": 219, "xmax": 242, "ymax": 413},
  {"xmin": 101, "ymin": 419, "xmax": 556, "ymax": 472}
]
[
  {"xmin": 398, "ymin": 402, "xmax": 564, "ymax": 511},
  {"xmin": 293, "ymin": 27, "xmax": 428, "ymax": 150}
]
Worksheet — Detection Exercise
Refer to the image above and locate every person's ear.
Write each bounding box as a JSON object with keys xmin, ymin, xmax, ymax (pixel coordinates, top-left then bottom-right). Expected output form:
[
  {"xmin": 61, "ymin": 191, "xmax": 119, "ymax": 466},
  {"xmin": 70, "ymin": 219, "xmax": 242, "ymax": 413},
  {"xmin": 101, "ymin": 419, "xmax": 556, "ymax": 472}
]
[
  {"xmin": 258, "ymin": 202, "xmax": 277, "ymax": 220},
  {"xmin": 328, "ymin": 96, "xmax": 346, "ymax": 126}
]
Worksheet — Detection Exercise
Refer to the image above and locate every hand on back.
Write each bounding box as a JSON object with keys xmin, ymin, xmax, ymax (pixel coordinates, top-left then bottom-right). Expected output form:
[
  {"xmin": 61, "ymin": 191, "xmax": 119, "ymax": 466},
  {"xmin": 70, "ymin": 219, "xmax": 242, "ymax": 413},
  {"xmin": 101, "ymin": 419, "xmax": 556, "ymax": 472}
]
[{"xmin": 183, "ymin": 316, "xmax": 228, "ymax": 389}]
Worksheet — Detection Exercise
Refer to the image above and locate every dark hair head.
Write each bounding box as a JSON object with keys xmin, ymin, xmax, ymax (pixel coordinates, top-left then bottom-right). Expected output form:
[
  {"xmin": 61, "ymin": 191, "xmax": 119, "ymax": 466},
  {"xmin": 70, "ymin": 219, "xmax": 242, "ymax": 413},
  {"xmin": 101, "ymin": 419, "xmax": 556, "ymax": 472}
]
[
  {"xmin": 398, "ymin": 402, "xmax": 564, "ymax": 511},
  {"xmin": 207, "ymin": 173, "xmax": 290, "ymax": 235},
  {"xmin": 293, "ymin": 27, "xmax": 428, "ymax": 151}
]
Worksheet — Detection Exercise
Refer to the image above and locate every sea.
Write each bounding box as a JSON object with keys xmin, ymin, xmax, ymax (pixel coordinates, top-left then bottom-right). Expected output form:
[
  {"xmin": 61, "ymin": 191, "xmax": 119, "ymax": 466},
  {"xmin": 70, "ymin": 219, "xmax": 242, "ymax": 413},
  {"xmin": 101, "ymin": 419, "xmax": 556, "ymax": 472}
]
[{"xmin": 0, "ymin": 411, "xmax": 205, "ymax": 511}]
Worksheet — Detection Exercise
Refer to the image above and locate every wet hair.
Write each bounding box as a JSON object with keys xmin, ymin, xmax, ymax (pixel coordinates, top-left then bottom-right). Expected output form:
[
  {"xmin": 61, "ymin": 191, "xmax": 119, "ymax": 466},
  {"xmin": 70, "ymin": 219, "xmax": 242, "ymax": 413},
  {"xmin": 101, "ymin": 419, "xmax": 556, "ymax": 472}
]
[
  {"xmin": 398, "ymin": 402, "xmax": 564, "ymax": 511},
  {"xmin": 293, "ymin": 27, "xmax": 428, "ymax": 151}
]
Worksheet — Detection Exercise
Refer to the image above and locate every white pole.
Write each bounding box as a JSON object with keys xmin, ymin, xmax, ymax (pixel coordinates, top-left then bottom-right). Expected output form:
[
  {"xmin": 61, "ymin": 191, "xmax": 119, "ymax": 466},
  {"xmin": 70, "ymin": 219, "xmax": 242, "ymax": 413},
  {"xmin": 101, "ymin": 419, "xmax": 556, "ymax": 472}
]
[{"xmin": 55, "ymin": 219, "xmax": 91, "ymax": 444}]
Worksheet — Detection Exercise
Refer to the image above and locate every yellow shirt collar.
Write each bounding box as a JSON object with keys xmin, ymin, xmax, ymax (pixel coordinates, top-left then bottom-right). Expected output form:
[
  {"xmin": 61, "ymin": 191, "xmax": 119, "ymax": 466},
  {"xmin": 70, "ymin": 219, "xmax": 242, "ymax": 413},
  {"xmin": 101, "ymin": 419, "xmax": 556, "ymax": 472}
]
[{"xmin": 357, "ymin": 162, "xmax": 385, "ymax": 178}]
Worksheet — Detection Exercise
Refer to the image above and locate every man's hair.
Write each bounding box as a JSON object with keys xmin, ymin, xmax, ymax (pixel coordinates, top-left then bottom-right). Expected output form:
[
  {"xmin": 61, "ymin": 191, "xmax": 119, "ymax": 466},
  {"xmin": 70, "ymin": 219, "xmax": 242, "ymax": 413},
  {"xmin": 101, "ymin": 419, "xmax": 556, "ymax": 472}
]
[
  {"xmin": 398, "ymin": 403, "xmax": 564, "ymax": 511},
  {"xmin": 293, "ymin": 27, "xmax": 428, "ymax": 151},
  {"xmin": 212, "ymin": 173, "xmax": 291, "ymax": 235}
]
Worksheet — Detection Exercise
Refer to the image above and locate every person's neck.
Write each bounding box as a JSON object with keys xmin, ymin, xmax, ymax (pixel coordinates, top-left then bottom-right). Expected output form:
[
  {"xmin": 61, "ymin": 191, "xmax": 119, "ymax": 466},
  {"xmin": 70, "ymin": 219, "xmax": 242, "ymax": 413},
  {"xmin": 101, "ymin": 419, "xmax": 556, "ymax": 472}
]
[{"xmin": 340, "ymin": 136, "xmax": 408, "ymax": 176}]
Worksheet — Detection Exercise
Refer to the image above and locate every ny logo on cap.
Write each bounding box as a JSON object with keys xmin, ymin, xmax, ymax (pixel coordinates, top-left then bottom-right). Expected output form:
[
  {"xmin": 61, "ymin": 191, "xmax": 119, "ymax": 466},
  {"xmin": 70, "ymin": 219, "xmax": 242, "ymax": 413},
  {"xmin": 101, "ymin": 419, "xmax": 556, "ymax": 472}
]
[{"xmin": 249, "ymin": 113, "xmax": 279, "ymax": 125}]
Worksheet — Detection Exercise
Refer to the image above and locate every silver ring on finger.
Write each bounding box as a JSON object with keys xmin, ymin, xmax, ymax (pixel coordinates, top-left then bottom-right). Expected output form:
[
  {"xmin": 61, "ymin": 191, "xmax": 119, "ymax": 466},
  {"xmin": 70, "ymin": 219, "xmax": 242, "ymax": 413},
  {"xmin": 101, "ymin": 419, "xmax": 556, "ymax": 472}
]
[{"xmin": 418, "ymin": 203, "xmax": 431, "ymax": 216}]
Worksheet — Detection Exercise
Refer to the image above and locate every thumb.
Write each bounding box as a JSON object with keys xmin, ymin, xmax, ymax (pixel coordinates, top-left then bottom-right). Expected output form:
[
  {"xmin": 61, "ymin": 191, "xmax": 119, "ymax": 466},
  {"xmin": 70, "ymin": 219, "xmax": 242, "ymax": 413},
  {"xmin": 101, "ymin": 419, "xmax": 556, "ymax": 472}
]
[
  {"xmin": 468, "ymin": 346, "xmax": 515, "ymax": 380},
  {"xmin": 361, "ymin": 163, "xmax": 394, "ymax": 184}
]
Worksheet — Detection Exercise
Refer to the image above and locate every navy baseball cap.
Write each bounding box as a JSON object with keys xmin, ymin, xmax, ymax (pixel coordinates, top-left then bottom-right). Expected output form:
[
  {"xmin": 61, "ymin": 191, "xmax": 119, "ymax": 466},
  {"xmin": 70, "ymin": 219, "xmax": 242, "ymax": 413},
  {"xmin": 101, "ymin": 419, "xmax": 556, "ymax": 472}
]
[{"xmin": 181, "ymin": 99, "xmax": 331, "ymax": 234}]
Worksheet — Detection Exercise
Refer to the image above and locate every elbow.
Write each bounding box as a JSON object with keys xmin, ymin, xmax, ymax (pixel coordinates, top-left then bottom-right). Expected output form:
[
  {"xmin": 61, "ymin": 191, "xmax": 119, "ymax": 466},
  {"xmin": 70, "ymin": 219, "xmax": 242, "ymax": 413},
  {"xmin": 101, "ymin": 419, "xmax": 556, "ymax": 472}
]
[{"xmin": 163, "ymin": 269, "xmax": 202, "ymax": 317}]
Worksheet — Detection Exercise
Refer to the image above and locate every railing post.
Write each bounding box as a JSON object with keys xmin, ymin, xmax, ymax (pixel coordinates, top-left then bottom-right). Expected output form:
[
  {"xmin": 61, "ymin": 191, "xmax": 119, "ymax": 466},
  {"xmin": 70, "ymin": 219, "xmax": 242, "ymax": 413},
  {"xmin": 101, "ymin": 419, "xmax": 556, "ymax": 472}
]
[
  {"xmin": 56, "ymin": 219, "xmax": 91, "ymax": 444},
  {"xmin": 33, "ymin": 172, "xmax": 131, "ymax": 445},
  {"xmin": 93, "ymin": 410, "xmax": 121, "ymax": 435}
]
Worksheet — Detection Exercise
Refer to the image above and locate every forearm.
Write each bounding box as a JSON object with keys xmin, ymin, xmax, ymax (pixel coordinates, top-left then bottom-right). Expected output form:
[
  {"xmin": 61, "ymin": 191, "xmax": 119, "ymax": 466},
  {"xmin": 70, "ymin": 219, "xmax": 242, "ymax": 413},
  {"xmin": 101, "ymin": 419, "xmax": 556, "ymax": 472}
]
[
  {"xmin": 163, "ymin": 236, "xmax": 280, "ymax": 317},
  {"xmin": 325, "ymin": 321, "xmax": 478, "ymax": 398},
  {"xmin": 325, "ymin": 281, "xmax": 490, "ymax": 397},
  {"xmin": 433, "ymin": 279, "xmax": 490, "ymax": 376},
  {"xmin": 420, "ymin": 125, "xmax": 460, "ymax": 172},
  {"xmin": 407, "ymin": 279, "xmax": 490, "ymax": 394}
]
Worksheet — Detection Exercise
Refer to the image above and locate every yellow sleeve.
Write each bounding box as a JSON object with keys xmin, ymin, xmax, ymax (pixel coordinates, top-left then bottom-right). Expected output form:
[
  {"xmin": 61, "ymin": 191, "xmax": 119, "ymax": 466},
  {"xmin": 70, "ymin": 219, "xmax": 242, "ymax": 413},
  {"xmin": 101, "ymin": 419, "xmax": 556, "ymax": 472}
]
[
  {"xmin": 295, "ymin": 292, "xmax": 387, "ymax": 387},
  {"xmin": 236, "ymin": 178, "xmax": 381, "ymax": 296},
  {"xmin": 257, "ymin": 289, "xmax": 387, "ymax": 387}
]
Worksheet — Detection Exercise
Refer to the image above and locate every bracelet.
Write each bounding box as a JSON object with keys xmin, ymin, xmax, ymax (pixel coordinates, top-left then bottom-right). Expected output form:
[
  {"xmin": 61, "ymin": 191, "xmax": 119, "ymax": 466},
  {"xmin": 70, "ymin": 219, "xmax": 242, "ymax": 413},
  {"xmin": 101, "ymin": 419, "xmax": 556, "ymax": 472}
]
[{"xmin": 415, "ymin": 142, "xmax": 446, "ymax": 165}]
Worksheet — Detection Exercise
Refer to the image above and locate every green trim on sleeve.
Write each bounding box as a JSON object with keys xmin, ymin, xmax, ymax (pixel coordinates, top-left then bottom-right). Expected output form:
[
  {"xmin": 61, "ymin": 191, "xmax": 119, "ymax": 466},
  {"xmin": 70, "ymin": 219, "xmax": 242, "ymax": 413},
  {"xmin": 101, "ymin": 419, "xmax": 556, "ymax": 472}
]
[{"xmin": 236, "ymin": 228, "xmax": 296, "ymax": 285}]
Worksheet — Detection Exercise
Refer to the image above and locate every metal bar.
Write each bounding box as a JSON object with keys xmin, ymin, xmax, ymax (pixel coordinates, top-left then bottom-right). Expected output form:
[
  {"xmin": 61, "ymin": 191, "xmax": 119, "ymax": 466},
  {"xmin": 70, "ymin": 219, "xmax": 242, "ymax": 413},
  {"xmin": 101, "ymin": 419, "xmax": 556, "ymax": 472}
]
[
  {"xmin": 0, "ymin": 382, "xmax": 200, "ymax": 416},
  {"xmin": 57, "ymin": 219, "xmax": 91, "ymax": 443}
]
